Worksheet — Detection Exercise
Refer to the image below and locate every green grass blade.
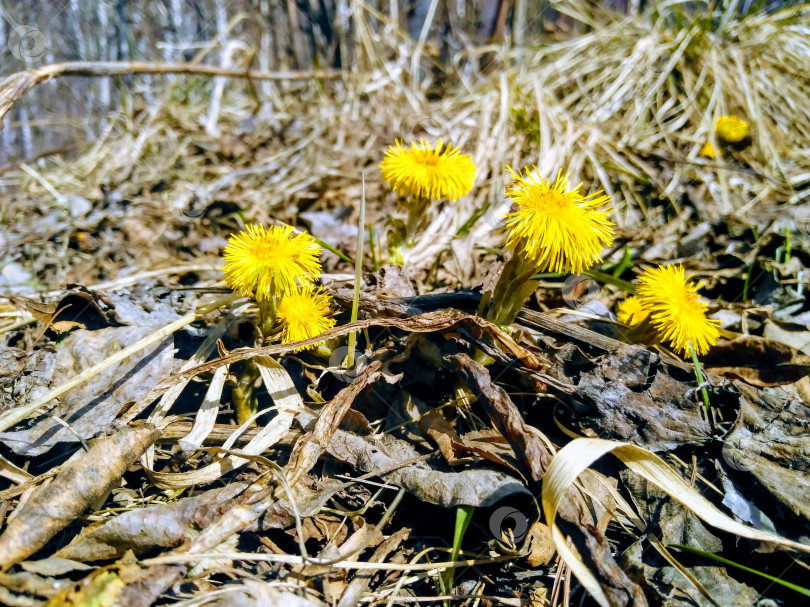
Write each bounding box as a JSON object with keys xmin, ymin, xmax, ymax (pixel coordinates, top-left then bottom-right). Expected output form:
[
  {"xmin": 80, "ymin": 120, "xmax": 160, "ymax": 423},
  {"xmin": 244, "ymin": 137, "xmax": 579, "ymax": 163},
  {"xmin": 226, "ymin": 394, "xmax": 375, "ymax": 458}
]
[
  {"xmin": 668, "ymin": 544, "xmax": 810, "ymax": 598},
  {"xmin": 440, "ymin": 505, "xmax": 475, "ymax": 598}
]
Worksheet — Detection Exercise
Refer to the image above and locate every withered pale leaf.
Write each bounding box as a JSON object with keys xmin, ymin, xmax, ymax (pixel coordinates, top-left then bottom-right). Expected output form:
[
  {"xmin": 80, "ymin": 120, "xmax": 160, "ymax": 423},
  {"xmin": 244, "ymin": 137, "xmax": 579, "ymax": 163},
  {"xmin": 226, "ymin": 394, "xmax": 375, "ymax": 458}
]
[
  {"xmin": 0, "ymin": 423, "xmax": 159, "ymax": 570},
  {"xmin": 0, "ymin": 327, "xmax": 173, "ymax": 456},
  {"xmin": 55, "ymin": 483, "xmax": 250, "ymax": 561},
  {"xmin": 315, "ymin": 413, "xmax": 531, "ymax": 508}
]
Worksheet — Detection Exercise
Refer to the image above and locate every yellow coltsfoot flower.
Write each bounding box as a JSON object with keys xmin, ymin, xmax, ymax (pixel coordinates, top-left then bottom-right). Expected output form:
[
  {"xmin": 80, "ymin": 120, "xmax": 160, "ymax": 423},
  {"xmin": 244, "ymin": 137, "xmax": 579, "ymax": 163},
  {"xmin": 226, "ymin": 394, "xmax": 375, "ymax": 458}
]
[
  {"xmin": 636, "ymin": 265, "xmax": 720, "ymax": 356},
  {"xmin": 503, "ymin": 167, "xmax": 614, "ymax": 274},
  {"xmin": 380, "ymin": 138, "xmax": 476, "ymax": 201},
  {"xmin": 275, "ymin": 286, "xmax": 336, "ymax": 350},
  {"xmin": 715, "ymin": 116, "xmax": 749, "ymax": 143},
  {"xmin": 222, "ymin": 224, "xmax": 322, "ymax": 300},
  {"xmin": 617, "ymin": 296, "xmax": 649, "ymax": 327}
]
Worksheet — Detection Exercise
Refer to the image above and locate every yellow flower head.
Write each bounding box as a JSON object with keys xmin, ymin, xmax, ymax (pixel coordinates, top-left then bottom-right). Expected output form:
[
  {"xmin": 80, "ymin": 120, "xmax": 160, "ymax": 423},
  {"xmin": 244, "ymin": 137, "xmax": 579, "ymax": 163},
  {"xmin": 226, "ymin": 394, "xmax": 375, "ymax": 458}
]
[
  {"xmin": 276, "ymin": 286, "xmax": 336, "ymax": 350},
  {"xmin": 503, "ymin": 167, "xmax": 614, "ymax": 274},
  {"xmin": 380, "ymin": 138, "xmax": 476, "ymax": 201},
  {"xmin": 222, "ymin": 224, "xmax": 322, "ymax": 300},
  {"xmin": 715, "ymin": 116, "xmax": 749, "ymax": 143},
  {"xmin": 617, "ymin": 296, "xmax": 649, "ymax": 327},
  {"xmin": 636, "ymin": 265, "xmax": 720, "ymax": 356},
  {"xmin": 699, "ymin": 140, "xmax": 716, "ymax": 159}
]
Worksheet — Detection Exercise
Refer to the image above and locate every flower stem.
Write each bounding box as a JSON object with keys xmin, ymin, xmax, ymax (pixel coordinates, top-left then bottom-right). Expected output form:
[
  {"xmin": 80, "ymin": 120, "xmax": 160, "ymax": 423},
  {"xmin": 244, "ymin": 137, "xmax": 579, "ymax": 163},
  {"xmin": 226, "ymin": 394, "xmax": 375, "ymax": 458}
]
[
  {"xmin": 257, "ymin": 298, "xmax": 277, "ymax": 339},
  {"xmin": 347, "ymin": 174, "xmax": 365, "ymax": 370},
  {"xmin": 688, "ymin": 340, "xmax": 711, "ymax": 414}
]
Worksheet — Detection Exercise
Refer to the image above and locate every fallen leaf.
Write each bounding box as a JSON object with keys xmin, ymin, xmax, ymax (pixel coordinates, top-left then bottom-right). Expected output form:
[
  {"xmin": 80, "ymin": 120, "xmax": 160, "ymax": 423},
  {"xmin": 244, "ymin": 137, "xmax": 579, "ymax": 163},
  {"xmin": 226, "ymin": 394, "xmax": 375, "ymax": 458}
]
[
  {"xmin": 56, "ymin": 484, "xmax": 251, "ymax": 561},
  {"xmin": 525, "ymin": 522, "xmax": 556, "ymax": 567},
  {"xmin": 0, "ymin": 423, "xmax": 159, "ymax": 570},
  {"xmin": 0, "ymin": 327, "xmax": 173, "ymax": 456},
  {"xmin": 723, "ymin": 383, "xmax": 810, "ymax": 521},
  {"xmin": 316, "ymin": 412, "xmax": 531, "ymax": 508},
  {"xmin": 703, "ymin": 334, "xmax": 810, "ymax": 386},
  {"xmin": 419, "ymin": 409, "xmax": 523, "ymax": 476}
]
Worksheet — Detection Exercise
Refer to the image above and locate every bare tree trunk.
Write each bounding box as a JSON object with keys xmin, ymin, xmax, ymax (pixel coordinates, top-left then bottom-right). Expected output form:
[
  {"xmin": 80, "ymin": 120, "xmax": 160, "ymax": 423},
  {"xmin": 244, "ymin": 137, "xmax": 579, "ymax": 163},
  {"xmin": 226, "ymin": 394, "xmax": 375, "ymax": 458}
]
[
  {"xmin": 98, "ymin": 2, "xmax": 111, "ymax": 108},
  {"xmin": 514, "ymin": 0, "xmax": 527, "ymax": 44}
]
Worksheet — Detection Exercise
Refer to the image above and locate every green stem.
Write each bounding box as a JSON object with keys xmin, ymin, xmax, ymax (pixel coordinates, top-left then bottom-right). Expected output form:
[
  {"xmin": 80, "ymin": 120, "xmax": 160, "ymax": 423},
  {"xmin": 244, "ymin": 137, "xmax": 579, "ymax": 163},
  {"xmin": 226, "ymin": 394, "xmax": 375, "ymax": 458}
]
[
  {"xmin": 742, "ymin": 260, "xmax": 755, "ymax": 301},
  {"xmin": 405, "ymin": 196, "xmax": 430, "ymax": 247},
  {"xmin": 611, "ymin": 247, "xmax": 633, "ymax": 278},
  {"xmin": 688, "ymin": 340, "xmax": 711, "ymax": 414},
  {"xmin": 669, "ymin": 544, "xmax": 810, "ymax": 598},
  {"xmin": 257, "ymin": 298, "xmax": 277, "ymax": 339},
  {"xmin": 583, "ymin": 269, "xmax": 635, "ymax": 293},
  {"xmin": 311, "ymin": 235, "xmax": 354, "ymax": 265},
  {"xmin": 346, "ymin": 174, "xmax": 366, "ymax": 370},
  {"xmin": 233, "ymin": 359, "xmax": 261, "ymax": 425}
]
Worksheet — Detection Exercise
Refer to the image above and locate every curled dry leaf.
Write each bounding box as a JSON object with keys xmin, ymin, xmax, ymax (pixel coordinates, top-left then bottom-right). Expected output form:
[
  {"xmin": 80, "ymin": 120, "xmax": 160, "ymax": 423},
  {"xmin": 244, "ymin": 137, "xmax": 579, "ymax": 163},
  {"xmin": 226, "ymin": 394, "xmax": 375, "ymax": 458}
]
[
  {"xmin": 133, "ymin": 309, "xmax": 548, "ymax": 407},
  {"xmin": 0, "ymin": 423, "xmax": 159, "ymax": 570},
  {"xmin": 286, "ymin": 359, "xmax": 384, "ymax": 486},
  {"xmin": 55, "ymin": 483, "xmax": 251, "ymax": 561},
  {"xmin": 448, "ymin": 353, "xmax": 550, "ymax": 480},
  {"xmin": 313, "ymin": 411, "xmax": 531, "ymax": 508},
  {"xmin": 419, "ymin": 409, "xmax": 523, "ymax": 476}
]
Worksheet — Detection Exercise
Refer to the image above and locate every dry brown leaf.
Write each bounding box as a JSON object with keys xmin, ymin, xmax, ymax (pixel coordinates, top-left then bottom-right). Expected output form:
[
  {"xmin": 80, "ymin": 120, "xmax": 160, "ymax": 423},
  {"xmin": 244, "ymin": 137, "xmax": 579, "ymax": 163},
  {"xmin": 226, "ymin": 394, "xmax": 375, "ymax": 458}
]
[
  {"xmin": 55, "ymin": 483, "xmax": 251, "ymax": 561},
  {"xmin": 569, "ymin": 344, "xmax": 712, "ymax": 451},
  {"xmin": 286, "ymin": 360, "xmax": 383, "ymax": 486},
  {"xmin": 449, "ymin": 353, "xmax": 550, "ymax": 480},
  {"xmin": 0, "ymin": 423, "xmax": 159, "ymax": 570},
  {"xmin": 723, "ymin": 382, "xmax": 810, "ymax": 520},
  {"xmin": 704, "ymin": 334, "xmax": 810, "ymax": 386},
  {"xmin": 525, "ymin": 522, "xmax": 556, "ymax": 567},
  {"xmin": 419, "ymin": 409, "xmax": 523, "ymax": 476}
]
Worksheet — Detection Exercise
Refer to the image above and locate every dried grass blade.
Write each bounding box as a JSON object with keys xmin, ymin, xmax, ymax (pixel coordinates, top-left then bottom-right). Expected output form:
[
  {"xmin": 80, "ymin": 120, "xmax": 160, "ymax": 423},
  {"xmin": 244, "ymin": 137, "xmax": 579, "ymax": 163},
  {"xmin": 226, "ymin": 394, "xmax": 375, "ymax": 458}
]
[
  {"xmin": 178, "ymin": 364, "xmax": 227, "ymax": 453},
  {"xmin": 146, "ymin": 355, "xmax": 303, "ymax": 490}
]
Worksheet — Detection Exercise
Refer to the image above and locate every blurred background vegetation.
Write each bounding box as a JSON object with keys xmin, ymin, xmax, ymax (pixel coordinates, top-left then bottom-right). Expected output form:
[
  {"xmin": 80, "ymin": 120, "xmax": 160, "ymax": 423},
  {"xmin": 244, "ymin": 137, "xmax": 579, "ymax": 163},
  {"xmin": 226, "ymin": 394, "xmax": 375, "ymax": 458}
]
[{"xmin": 0, "ymin": 0, "xmax": 805, "ymax": 162}]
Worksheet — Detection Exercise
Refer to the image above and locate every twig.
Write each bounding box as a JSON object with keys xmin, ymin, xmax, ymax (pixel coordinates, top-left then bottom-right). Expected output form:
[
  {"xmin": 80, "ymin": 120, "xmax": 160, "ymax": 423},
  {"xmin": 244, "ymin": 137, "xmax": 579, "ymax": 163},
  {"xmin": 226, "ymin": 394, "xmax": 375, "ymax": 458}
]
[{"xmin": 0, "ymin": 61, "xmax": 342, "ymax": 124}]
